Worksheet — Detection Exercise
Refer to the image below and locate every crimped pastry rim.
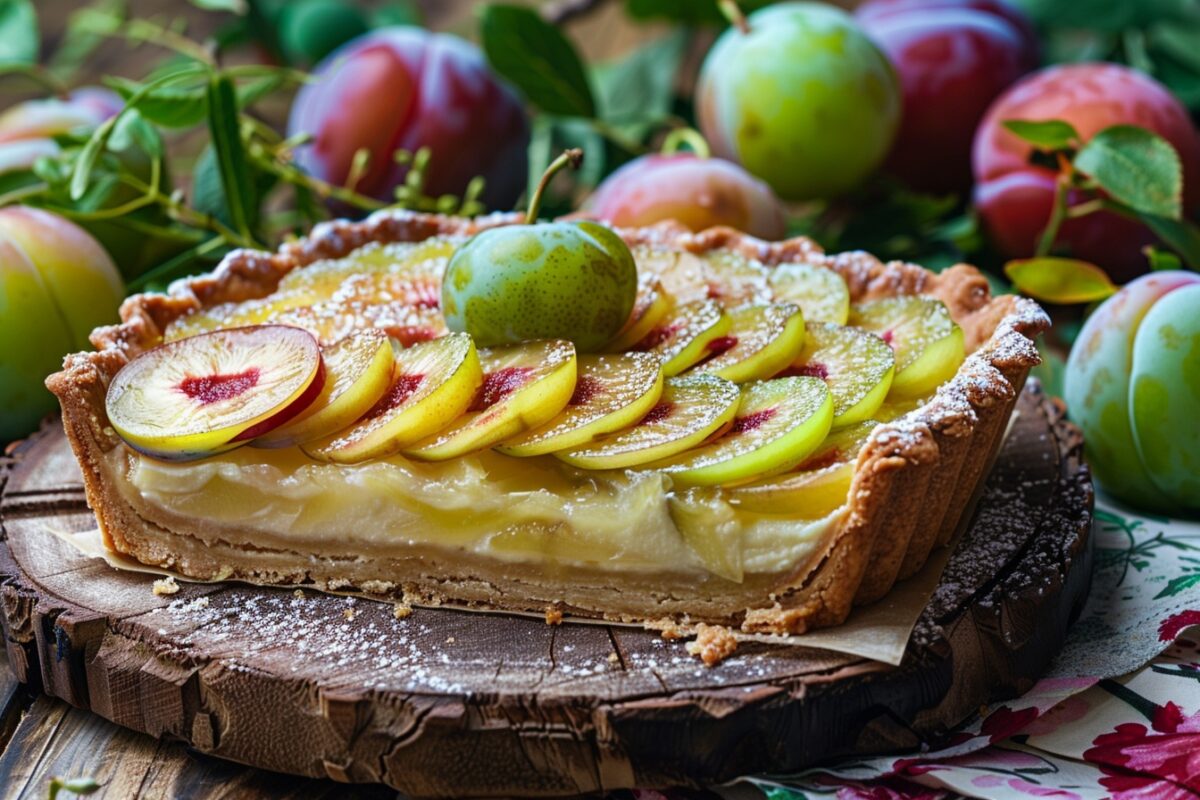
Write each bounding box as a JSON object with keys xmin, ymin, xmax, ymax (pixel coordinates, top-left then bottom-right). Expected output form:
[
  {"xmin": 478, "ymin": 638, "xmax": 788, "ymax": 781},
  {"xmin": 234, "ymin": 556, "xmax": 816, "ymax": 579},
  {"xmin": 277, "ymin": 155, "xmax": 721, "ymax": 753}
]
[{"xmin": 46, "ymin": 210, "xmax": 1050, "ymax": 634}]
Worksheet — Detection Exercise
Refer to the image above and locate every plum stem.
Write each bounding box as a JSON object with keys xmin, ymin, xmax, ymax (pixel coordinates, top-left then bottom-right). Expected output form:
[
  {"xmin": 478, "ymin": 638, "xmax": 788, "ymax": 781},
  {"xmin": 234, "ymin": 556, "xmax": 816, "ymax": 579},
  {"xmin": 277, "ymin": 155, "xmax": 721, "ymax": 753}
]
[
  {"xmin": 718, "ymin": 0, "xmax": 751, "ymax": 34},
  {"xmin": 525, "ymin": 148, "xmax": 584, "ymax": 225},
  {"xmin": 661, "ymin": 128, "xmax": 712, "ymax": 159}
]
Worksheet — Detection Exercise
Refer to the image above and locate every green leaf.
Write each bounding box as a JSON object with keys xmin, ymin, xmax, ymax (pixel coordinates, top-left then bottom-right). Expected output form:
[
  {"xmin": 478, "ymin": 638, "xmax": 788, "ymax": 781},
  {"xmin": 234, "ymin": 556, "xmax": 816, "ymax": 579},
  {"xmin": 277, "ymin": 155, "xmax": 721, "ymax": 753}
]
[
  {"xmin": 1144, "ymin": 245, "xmax": 1183, "ymax": 272},
  {"xmin": 1075, "ymin": 125, "xmax": 1183, "ymax": 219},
  {"xmin": 105, "ymin": 76, "xmax": 209, "ymax": 128},
  {"xmin": 480, "ymin": 4, "xmax": 595, "ymax": 117},
  {"xmin": 1002, "ymin": 119, "xmax": 1080, "ymax": 151},
  {"xmin": 109, "ymin": 110, "xmax": 164, "ymax": 160},
  {"xmin": 191, "ymin": 144, "xmax": 230, "ymax": 225},
  {"xmin": 71, "ymin": 63, "xmax": 208, "ymax": 199},
  {"xmin": 0, "ymin": 0, "xmax": 37, "ymax": 64},
  {"xmin": 1140, "ymin": 212, "xmax": 1200, "ymax": 268},
  {"xmin": 191, "ymin": 0, "xmax": 247, "ymax": 12},
  {"xmin": 370, "ymin": 1, "xmax": 422, "ymax": 27},
  {"xmin": 1004, "ymin": 257, "xmax": 1119, "ymax": 304},
  {"xmin": 592, "ymin": 30, "xmax": 687, "ymax": 125},
  {"xmin": 1154, "ymin": 573, "xmax": 1200, "ymax": 599},
  {"xmin": 205, "ymin": 75, "xmax": 257, "ymax": 240}
]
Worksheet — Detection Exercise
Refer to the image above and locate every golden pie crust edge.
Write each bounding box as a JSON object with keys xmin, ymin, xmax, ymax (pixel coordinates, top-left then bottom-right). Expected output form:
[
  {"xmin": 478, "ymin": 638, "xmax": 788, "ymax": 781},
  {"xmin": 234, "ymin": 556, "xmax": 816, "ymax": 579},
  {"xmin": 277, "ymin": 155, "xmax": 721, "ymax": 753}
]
[{"xmin": 45, "ymin": 210, "xmax": 1050, "ymax": 635}]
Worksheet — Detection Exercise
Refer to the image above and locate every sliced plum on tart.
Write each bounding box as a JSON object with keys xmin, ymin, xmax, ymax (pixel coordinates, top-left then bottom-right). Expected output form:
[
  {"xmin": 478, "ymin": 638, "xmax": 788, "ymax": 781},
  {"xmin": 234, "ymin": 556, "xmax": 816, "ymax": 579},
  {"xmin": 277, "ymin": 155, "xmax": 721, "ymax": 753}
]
[
  {"xmin": 557, "ymin": 373, "xmax": 741, "ymax": 470},
  {"xmin": 403, "ymin": 339, "xmax": 578, "ymax": 461},
  {"xmin": 646, "ymin": 376, "xmax": 834, "ymax": 487},
  {"xmin": 105, "ymin": 325, "xmax": 324, "ymax": 461},
  {"xmin": 304, "ymin": 332, "xmax": 482, "ymax": 463}
]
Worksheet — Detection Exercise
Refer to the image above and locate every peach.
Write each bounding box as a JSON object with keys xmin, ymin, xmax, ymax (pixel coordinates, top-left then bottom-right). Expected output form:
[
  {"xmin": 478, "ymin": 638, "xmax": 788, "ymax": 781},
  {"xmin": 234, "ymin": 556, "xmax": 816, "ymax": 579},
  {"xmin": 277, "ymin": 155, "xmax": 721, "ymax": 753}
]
[
  {"xmin": 1064, "ymin": 271, "xmax": 1200, "ymax": 512},
  {"xmin": 0, "ymin": 208, "xmax": 124, "ymax": 441},
  {"xmin": 287, "ymin": 27, "xmax": 529, "ymax": 209},
  {"xmin": 973, "ymin": 63, "xmax": 1200, "ymax": 281},
  {"xmin": 585, "ymin": 153, "xmax": 787, "ymax": 239}
]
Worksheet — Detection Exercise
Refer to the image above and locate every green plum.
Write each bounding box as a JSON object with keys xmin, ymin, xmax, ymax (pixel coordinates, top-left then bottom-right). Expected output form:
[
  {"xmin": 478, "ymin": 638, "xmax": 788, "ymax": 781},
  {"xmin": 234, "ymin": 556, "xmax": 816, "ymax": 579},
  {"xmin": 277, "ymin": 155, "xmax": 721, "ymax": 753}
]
[
  {"xmin": 441, "ymin": 150, "xmax": 637, "ymax": 352},
  {"xmin": 1064, "ymin": 271, "xmax": 1200, "ymax": 512},
  {"xmin": 1128, "ymin": 285, "xmax": 1200, "ymax": 509},
  {"xmin": 696, "ymin": 2, "xmax": 901, "ymax": 200}
]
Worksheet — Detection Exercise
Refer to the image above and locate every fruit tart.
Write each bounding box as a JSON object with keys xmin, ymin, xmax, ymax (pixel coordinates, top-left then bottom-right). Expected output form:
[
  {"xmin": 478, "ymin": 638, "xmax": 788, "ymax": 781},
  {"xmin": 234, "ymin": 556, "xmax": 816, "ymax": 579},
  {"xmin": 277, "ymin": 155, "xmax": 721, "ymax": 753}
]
[{"xmin": 47, "ymin": 210, "xmax": 1048, "ymax": 635}]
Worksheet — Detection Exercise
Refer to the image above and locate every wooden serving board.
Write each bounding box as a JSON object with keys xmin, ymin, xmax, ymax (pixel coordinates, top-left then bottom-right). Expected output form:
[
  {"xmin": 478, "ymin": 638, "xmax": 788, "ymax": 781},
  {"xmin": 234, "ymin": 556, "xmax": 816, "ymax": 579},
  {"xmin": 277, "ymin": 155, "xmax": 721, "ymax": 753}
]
[{"xmin": 0, "ymin": 385, "xmax": 1093, "ymax": 798}]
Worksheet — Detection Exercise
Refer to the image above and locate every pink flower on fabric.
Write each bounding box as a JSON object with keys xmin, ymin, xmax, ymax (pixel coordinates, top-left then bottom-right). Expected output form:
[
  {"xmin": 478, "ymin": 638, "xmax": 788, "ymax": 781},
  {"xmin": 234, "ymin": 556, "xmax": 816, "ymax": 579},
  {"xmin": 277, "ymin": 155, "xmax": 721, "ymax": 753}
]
[
  {"xmin": 1024, "ymin": 696, "xmax": 1091, "ymax": 736},
  {"xmin": 1083, "ymin": 702, "xmax": 1200, "ymax": 797},
  {"xmin": 969, "ymin": 774, "xmax": 1083, "ymax": 798},
  {"xmin": 980, "ymin": 705, "xmax": 1040, "ymax": 743},
  {"xmin": 1158, "ymin": 610, "xmax": 1200, "ymax": 642}
]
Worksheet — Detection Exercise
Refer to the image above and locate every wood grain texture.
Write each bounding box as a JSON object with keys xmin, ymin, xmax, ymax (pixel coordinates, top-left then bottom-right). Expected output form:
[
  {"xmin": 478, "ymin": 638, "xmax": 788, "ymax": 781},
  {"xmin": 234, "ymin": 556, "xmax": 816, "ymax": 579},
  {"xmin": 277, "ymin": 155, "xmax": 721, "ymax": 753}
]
[{"xmin": 0, "ymin": 385, "xmax": 1093, "ymax": 798}]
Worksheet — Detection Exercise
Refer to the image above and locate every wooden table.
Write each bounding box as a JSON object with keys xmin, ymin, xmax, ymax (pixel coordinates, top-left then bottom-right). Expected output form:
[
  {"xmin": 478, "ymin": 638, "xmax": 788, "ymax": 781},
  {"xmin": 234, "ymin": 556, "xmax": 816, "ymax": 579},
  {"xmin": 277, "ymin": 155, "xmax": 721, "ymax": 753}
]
[{"xmin": 0, "ymin": 648, "xmax": 402, "ymax": 799}]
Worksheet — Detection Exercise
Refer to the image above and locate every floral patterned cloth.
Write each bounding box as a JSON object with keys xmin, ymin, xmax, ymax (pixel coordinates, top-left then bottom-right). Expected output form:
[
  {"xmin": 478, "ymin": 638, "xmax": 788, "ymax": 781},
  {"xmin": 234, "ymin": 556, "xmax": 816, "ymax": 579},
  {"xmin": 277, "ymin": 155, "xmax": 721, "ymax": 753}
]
[{"xmin": 738, "ymin": 496, "xmax": 1200, "ymax": 800}]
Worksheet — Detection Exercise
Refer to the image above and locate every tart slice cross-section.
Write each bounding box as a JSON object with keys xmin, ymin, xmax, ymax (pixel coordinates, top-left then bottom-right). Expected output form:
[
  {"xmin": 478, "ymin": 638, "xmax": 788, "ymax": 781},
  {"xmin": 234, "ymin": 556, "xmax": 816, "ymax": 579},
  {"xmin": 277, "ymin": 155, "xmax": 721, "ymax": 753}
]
[
  {"xmin": 404, "ymin": 339, "xmax": 578, "ymax": 461},
  {"xmin": 105, "ymin": 325, "xmax": 324, "ymax": 460}
]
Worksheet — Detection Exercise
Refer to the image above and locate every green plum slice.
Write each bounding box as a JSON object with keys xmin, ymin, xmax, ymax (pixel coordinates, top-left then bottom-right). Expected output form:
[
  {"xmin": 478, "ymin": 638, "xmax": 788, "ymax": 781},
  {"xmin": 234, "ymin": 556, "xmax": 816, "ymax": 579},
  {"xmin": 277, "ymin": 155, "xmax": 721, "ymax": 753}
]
[
  {"xmin": 850, "ymin": 296, "xmax": 964, "ymax": 398},
  {"xmin": 729, "ymin": 420, "xmax": 877, "ymax": 516},
  {"xmin": 785, "ymin": 322, "xmax": 894, "ymax": 426},
  {"xmin": 607, "ymin": 273, "xmax": 674, "ymax": 352},
  {"xmin": 693, "ymin": 303, "xmax": 806, "ymax": 383},
  {"xmin": 556, "ymin": 374, "xmax": 740, "ymax": 470},
  {"xmin": 646, "ymin": 376, "xmax": 834, "ymax": 487},
  {"xmin": 404, "ymin": 339, "xmax": 578, "ymax": 460},
  {"xmin": 635, "ymin": 299, "xmax": 731, "ymax": 376},
  {"xmin": 1128, "ymin": 284, "xmax": 1200, "ymax": 509},
  {"xmin": 497, "ymin": 352, "xmax": 664, "ymax": 457},
  {"xmin": 767, "ymin": 262, "xmax": 850, "ymax": 324},
  {"xmin": 441, "ymin": 221, "xmax": 637, "ymax": 352},
  {"xmin": 633, "ymin": 245, "xmax": 770, "ymax": 308}
]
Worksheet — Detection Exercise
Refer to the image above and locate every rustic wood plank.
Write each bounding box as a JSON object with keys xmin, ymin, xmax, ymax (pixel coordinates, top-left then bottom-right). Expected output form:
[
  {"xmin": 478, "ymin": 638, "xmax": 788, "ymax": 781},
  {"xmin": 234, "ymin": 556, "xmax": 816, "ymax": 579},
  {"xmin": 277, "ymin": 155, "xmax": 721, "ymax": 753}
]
[{"xmin": 0, "ymin": 387, "xmax": 1095, "ymax": 797}]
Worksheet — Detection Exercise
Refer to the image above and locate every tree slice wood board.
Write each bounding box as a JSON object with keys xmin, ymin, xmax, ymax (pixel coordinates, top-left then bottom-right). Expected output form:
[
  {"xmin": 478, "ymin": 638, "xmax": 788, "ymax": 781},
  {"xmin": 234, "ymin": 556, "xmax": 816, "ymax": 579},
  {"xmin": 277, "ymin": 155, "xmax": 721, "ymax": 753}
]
[{"xmin": 0, "ymin": 384, "xmax": 1093, "ymax": 798}]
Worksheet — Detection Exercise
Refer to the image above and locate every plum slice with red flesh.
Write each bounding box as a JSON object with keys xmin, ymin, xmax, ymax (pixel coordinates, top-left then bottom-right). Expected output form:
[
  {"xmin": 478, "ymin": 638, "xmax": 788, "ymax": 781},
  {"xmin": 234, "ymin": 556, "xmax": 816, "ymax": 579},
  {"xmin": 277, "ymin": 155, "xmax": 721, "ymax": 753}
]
[
  {"xmin": 105, "ymin": 325, "xmax": 323, "ymax": 460},
  {"xmin": 403, "ymin": 339, "xmax": 577, "ymax": 461},
  {"xmin": 498, "ymin": 352, "xmax": 664, "ymax": 456},
  {"xmin": 645, "ymin": 376, "xmax": 834, "ymax": 487},
  {"xmin": 304, "ymin": 332, "xmax": 483, "ymax": 463},
  {"xmin": 556, "ymin": 373, "xmax": 741, "ymax": 470},
  {"xmin": 633, "ymin": 299, "xmax": 730, "ymax": 376},
  {"xmin": 693, "ymin": 303, "xmax": 806, "ymax": 383},
  {"xmin": 781, "ymin": 321, "xmax": 895, "ymax": 426}
]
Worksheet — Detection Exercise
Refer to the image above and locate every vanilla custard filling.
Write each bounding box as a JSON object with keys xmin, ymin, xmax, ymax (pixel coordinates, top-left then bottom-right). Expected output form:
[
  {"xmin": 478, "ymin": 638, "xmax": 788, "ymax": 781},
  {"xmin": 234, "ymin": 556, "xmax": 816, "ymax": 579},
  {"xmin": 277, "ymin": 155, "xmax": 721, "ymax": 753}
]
[{"xmin": 114, "ymin": 445, "xmax": 843, "ymax": 582}]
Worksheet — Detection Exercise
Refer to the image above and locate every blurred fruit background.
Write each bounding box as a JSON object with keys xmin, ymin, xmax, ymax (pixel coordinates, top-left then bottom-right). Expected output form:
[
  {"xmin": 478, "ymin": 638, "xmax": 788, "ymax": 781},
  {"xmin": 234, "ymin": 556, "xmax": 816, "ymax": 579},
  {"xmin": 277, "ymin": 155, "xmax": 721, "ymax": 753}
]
[{"xmin": 1, "ymin": 0, "xmax": 1198, "ymax": 513}]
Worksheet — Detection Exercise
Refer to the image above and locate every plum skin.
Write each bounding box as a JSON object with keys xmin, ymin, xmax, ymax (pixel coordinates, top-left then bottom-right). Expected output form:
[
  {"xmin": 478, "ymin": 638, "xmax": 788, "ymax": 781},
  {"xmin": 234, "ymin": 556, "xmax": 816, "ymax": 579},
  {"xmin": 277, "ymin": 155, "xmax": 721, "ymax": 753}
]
[
  {"xmin": 696, "ymin": 2, "xmax": 901, "ymax": 201},
  {"xmin": 973, "ymin": 63, "xmax": 1200, "ymax": 282},
  {"xmin": 288, "ymin": 27, "xmax": 530, "ymax": 209},
  {"xmin": 1064, "ymin": 271, "xmax": 1200, "ymax": 512},
  {"xmin": 441, "ymin": 222, "xmax": 637, "ymax": 353},
  {"xmin": 585, "ymin": 153, "xmax": 787, "ymax": 239},
  {"xmin": 0, "ymin": 208, "xmax": 124, "ymax": 441},
  {"xmin": 856, "ymin": 0, "xmax": 1038, "ymax": 193}
]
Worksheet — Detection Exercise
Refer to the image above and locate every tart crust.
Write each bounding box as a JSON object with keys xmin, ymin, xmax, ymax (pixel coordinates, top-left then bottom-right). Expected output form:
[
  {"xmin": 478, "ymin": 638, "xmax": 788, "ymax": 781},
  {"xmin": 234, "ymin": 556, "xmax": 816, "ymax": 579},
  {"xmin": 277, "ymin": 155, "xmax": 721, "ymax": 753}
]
[{"xmin": 46, "ymin": 211, "xmax": 1049, "ymax": 635}]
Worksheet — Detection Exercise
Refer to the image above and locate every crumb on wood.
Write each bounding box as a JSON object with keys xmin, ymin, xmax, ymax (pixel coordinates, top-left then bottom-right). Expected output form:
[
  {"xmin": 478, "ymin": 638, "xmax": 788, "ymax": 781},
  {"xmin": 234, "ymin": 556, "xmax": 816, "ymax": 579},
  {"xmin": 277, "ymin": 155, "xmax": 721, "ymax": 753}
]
[
  {"xmin": 152, "ymin": 576, "xmax": 179, "ymax": 596},
  {"xmin": 342, "ymin": 608, "xmax": 356, "ymax": 621},
  {"xmin": 392, "ymin": 602, "xmax": 412, "ymax": 620},
  {"xmin": 685, "ymin": 623, "xmax": 738, "ymax": 666},
  {"xmin": 293, "ymin": 589, "xmax": 305, "ymax": 599},
  {"xmin": 655, "ymin": 619, "xmax": 687, "ymax": 640},
  {"xmin": 607, "ymin": 652, "xmax": 621, "ymax": 666},
  {"xmin": 544, "ymin": 606, "xmax": 563, "ymax": 626},
  {"xmin": 445, "ymin": 636, "xmax": 455, "ymax": 644}
]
